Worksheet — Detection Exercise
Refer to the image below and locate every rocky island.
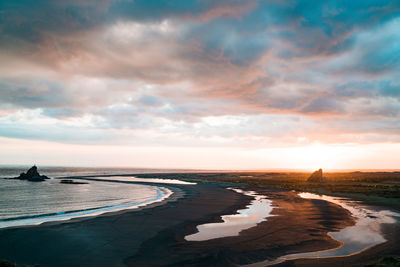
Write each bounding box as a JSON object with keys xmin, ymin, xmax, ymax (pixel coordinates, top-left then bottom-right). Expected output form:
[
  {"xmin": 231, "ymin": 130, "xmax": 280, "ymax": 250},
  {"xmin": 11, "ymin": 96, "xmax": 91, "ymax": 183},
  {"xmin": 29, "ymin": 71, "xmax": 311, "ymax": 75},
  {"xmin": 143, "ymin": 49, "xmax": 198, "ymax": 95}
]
[{"xmin": 15, "ymin": 165, "xmax": 49, "ymax": 182}]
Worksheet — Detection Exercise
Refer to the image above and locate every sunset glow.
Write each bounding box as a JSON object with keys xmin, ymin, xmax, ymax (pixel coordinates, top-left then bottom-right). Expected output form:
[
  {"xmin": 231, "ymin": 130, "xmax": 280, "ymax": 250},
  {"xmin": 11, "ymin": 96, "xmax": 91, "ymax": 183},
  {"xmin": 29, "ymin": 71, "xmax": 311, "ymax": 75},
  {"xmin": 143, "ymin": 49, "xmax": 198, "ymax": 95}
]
[{"xmin": 0, "ymin": 1, "xmax": 399, "ymax": 169}]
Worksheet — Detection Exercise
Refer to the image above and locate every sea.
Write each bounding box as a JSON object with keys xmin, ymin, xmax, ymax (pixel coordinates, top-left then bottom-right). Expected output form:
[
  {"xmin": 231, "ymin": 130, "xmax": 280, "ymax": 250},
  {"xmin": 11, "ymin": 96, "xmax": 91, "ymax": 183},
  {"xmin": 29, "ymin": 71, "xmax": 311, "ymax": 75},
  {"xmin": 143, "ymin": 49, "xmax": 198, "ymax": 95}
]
[{"xmin": 0, "ymin": 166, "xmax": 186, "ymax": 229}]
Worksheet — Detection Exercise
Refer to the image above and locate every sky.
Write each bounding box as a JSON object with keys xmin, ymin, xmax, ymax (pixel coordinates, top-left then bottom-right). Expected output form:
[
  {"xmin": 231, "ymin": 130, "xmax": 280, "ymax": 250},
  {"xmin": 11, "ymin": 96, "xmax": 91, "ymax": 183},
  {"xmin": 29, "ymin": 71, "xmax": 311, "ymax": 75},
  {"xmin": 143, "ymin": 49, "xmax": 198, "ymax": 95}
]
[{"xmin": 0, "ymin": 0, "xmax": 400, "ymax": 170}]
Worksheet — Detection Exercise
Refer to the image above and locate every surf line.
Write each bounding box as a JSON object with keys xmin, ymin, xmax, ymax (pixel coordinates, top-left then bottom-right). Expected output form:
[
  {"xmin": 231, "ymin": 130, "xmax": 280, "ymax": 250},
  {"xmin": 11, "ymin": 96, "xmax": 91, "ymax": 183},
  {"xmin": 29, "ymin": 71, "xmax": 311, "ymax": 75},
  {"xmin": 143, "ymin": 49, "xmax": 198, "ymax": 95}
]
[{"xmin": 0, "ymin": 186, "xmax": 173, "ymax": 229}]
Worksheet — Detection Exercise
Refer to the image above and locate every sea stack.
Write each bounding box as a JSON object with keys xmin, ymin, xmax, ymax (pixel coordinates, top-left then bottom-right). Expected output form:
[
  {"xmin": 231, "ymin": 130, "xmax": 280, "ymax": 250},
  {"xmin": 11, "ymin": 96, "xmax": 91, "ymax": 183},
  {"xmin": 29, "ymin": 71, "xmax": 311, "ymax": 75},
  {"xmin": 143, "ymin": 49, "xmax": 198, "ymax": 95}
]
[
  {"xmin": 307, "ymin": 168, "xmax": 324, "ymax": 183},
  {"xmin": 16, "ymin": 165, "xmax": 49, "ymax": 182}
]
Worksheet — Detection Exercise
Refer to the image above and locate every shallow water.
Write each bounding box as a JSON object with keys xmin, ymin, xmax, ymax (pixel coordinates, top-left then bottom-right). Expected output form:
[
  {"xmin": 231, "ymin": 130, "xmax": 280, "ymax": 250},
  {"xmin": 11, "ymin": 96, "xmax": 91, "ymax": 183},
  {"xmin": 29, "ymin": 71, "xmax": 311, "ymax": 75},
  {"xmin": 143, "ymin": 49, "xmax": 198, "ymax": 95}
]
[
  {"xmin": 246, "ymin": 192, "xmax": 400, "ymax": 266},
  {"xmin": 185, "ymin": 188, "xmax": 273, "ymax": 241},
  {"xmin": 0, "ymin": 178, "xmax": 172, "ymax": 229},
  {"xmin": 93, "ymin": 176, "xmax": 197, "ymax": 185}
]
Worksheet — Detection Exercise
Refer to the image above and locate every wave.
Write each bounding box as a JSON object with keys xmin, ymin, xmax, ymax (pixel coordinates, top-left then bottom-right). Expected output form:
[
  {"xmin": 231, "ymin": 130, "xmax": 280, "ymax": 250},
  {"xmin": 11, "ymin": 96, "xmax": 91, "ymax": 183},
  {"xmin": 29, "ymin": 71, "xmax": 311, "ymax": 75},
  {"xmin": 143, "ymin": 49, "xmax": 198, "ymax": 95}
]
[{"xmin": 0, "ymin": 187, "xmax": 172, "ymax": 229}]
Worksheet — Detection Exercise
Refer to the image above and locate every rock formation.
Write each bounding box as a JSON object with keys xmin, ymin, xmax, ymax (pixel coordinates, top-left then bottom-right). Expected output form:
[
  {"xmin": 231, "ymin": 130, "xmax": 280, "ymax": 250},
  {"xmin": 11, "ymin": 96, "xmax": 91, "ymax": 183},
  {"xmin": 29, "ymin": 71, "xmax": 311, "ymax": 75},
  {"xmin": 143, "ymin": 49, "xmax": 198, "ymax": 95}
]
[
  {"xmin": 307, "ymin": 168, "xmax": 324, "ymax": 183},
  {"xmin": 16, "ymin": 165, "xmax": 49, "ymax": 182}
]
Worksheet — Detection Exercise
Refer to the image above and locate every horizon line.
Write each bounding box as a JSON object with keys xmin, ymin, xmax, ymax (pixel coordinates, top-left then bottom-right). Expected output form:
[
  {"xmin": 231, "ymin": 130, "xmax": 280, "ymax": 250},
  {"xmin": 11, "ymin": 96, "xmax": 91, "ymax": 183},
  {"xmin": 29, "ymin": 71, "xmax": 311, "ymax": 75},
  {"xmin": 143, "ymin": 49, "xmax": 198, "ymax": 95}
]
[{"xmin": 1, "ymin": 164, "xmax": 399, "ymax": 173}]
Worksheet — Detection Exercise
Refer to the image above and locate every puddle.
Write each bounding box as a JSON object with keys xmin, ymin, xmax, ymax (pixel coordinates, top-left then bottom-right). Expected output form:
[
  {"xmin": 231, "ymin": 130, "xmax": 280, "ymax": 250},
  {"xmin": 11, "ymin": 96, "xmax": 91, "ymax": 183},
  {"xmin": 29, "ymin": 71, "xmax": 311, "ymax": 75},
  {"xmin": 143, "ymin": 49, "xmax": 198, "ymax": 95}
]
[
  {"xmin": 72, "ymin": 176, "xmax": 196, "ymax": 185},
  {"xmin": 185, "ymin": 188, "xmax": 273, "ymax": 241},
  {"xmin": 245, "ymin": 192, "xmax": 400, "ymax": 266}
]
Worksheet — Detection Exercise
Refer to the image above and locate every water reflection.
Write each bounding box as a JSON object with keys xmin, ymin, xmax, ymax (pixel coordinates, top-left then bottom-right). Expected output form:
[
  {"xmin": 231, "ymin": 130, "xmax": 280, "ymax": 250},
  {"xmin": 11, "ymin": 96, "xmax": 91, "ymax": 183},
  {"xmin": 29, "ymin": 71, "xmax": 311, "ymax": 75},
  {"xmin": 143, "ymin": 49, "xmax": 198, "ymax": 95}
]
[
  {"xmin": 93, "ymin": 176, "xmax": 196, "ymax": 185},
  {"xmin": 185, "ymin": 188, "xmax": 273, "ymax": 241},
  {"xmin": 246, "ymin": 192, "xmax": 400, "ymax": 266}
]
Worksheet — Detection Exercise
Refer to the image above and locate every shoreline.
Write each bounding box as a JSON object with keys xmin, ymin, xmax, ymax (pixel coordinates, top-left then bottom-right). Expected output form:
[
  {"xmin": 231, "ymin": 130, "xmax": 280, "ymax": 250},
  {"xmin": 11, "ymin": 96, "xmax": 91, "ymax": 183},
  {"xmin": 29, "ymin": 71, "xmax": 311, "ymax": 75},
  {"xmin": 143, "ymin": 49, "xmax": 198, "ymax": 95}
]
[
  {"xmin": 125, "ymin": 186, "xmax": 356, "ymax": 266},
  {"xmin": 0, "ymin": 181, "xmax": 253, "ymax": 266},
  {"xmin": 185, "ymin": 188, "xmax": 274, "ymax": 241},
  {"xmin": 0, "ymin": 178, "xmax": 398, "ymax": 266},
  {"xmin": 0, "ymin": 182, "xmax": 180, "ymax": 231},
  {"xmin": 245, "ymin": 191, "xmax": 400, "ymax": 266},
  {"xmin": 278, "ymin": 222, "xmax": 400, "ymax": 267},
  {"xmin": 125, "ymin": 185, "xmax": 399, "ymax": 266}
]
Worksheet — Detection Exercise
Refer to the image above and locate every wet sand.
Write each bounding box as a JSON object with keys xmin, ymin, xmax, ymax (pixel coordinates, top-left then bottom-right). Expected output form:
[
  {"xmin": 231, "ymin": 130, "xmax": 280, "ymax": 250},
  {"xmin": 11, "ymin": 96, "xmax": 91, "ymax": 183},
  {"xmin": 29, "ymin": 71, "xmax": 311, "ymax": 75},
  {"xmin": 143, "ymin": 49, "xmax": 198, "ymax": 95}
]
[
  {"xmin": 0, "ymin": 182, "xmax": 252, "ymax": 266},
  {"xmin": 125, "ymin": 187, "xmax": 357, "ymax": 266},
  {"xmin": 0, "ymin": 179, "xmax": 397, "ymax": 266},
  {"xmin": 275, "ymin": 223, "xmax": 400, "ymax": 267},
  {"xmin": 185, "ymin": 188, "xmax": 273, "ymax": 241}
]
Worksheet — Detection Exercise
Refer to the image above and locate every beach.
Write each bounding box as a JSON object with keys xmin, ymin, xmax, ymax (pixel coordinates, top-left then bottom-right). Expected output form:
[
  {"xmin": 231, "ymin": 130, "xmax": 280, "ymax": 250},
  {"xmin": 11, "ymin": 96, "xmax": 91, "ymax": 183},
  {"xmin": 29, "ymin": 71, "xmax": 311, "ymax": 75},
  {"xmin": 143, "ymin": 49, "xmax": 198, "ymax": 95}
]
[
  {"xmin": 126, "ymin": 187, "xmax": 356, "ymax": 266},
  {"xmin": 1, "ymin": 173, "xmax": 398, "ymax": 266},
  {"xmin": 0, "ymin": 180, "xmax": 251, "ymax": 266}
]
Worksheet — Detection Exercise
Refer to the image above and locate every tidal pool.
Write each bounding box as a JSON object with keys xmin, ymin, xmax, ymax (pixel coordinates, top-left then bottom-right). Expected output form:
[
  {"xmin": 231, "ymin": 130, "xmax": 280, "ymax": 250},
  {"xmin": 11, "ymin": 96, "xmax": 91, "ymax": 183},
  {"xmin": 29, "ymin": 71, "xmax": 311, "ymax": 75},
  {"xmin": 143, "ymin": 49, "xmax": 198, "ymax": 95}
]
[
  {"xmin": 246, "ymin": 192, "xmax": 400, "ymax": 266},
  {"xmin": 94, "ymin": 176, "xmax": 197, "ymax": 185},
  {"xmin": 185, "ymin": 188, "xmax": 273, "ymax": 241}
]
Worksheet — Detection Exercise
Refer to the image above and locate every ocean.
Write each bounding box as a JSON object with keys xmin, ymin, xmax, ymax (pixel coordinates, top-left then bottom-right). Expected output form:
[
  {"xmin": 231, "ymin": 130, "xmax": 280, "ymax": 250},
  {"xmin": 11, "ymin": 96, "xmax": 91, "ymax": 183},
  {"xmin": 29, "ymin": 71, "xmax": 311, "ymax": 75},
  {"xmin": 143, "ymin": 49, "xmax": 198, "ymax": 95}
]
[
  {"xmin": 0, "ymin": 166, "xmax": 178, "ymax": 229},
  {"xmin": 0, "ymin": 165, "xmax": 192, "ymax": 179}
]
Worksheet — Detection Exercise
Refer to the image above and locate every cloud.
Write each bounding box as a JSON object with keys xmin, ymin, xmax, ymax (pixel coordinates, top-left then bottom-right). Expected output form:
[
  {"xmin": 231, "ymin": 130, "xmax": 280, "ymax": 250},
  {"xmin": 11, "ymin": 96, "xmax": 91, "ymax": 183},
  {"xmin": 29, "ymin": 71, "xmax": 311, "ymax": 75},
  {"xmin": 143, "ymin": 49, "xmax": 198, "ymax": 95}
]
[
  {"xmin": 301, "ymin": 98, "xmax": 343, "ymax": 115},
  {"xmin": 0, "ymin": 79, "xmax": 69, "ymax": 109},
  {"xmin": 0, "ymin": 0, "xmax": 400, "ymax": 148}
]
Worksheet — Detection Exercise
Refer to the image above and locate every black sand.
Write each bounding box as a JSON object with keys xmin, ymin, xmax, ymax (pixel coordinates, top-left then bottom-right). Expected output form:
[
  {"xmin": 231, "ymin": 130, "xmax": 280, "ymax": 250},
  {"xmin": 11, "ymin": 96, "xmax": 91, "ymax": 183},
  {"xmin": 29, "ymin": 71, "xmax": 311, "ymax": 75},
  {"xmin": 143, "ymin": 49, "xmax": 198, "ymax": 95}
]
[
  {"xmin": 0, "ymin": 182, "xmax": 251, "ymax": 266},
  {"xmin": 0, "ymin": 179, "xmax": 397, "ymax": 267}
]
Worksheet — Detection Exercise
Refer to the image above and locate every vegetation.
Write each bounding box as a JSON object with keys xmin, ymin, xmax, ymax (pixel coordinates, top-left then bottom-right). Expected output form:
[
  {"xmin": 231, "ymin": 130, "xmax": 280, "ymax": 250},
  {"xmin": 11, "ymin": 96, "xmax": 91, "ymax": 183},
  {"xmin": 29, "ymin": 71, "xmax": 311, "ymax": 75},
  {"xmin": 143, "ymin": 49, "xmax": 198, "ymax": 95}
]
[
  {"xmin": 365, "ymin": 256, "xmax": 400, "ymax": 267},
  {"xmin": 137, "ymin": 171, "xmax": 400, "ymax": 210},
  {"xmin": 0, "ymin": 260, "xmax": 40, "ymax": 267}
]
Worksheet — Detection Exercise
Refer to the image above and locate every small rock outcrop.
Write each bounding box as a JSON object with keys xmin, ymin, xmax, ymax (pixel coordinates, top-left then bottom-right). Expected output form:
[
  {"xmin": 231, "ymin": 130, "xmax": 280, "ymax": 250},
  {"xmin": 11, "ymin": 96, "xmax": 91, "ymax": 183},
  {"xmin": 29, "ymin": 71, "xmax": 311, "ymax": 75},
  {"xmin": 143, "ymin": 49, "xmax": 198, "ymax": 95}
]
[
  {"xmin": 16, "ymin": 165, "xmax": 49, "ymax": 182},
  {"xmin": 307, "ymin": 168, "xmax": 324, "ymax": 183}
]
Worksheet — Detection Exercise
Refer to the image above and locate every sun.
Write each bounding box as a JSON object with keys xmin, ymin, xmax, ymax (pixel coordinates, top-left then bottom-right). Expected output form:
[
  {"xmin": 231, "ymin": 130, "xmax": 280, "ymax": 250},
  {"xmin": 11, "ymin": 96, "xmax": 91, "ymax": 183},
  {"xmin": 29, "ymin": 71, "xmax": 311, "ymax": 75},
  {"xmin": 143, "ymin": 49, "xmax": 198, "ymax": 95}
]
[
  {"xmin": 254, "ymin": 143, "xmax": 347, "ymax": 171},
  {"xmin": 289, "ymin": 144, "xmax": 344, "ymax": 171}
]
